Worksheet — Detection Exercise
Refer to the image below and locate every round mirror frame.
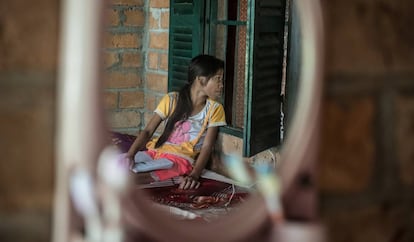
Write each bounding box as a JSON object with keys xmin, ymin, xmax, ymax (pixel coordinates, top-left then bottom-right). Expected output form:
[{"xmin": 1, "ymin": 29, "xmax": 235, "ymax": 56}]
[
  {"xmin": 54, "ymin": 0, "xmax": 324, "ymax": 241},
  {"xmin": 121, "ymin": 0, "xmax": 325, "ymax": 241}
]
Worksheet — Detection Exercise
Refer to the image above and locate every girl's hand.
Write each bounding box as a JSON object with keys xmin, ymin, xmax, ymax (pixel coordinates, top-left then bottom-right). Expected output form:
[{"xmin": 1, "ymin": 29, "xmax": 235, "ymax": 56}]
[
  {"xmin": 127, "ymin": 155, "xmax": 136, "ymax": 169},
  {"xmin": 126, "ymin": 156, "xmax": 134, "ymax": 169},
  {"xmin": 179, "ymin": 175, "xmax": 200, "ymax": 190},
  {"xmin": 119, "ymin": 153, "xmax": 134, "ymax": 169}
]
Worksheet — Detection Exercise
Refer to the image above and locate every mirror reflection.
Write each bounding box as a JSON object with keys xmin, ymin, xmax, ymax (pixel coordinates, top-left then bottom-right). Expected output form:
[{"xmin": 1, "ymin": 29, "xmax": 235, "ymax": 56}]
[{"xmin": 104, "ymin": 0, "xmax": 301, "ymax": 222}]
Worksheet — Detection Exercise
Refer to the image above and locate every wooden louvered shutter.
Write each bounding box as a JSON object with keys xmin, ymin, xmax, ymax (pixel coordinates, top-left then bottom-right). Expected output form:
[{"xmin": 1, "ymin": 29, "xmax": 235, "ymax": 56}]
[
  {"xmin": 168, "ymin": 0, "xmax": 204, "ymax": 92},
  {"xmin": 285, "ymin": 0, "xmax": 301, "ymax": 133},
  {"xmin": 244, "ymin": 0, "xmax": 287, "ymax": 156}
]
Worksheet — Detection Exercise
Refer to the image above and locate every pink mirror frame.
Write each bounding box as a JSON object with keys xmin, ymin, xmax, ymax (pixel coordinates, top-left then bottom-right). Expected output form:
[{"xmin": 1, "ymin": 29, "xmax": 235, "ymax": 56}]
[{"xmin": 53, "ymin": 0, "xmax": 325, "ymax": 241}]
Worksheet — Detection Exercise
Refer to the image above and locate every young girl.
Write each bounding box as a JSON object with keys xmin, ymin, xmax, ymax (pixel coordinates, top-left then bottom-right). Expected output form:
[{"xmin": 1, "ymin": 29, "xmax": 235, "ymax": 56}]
[{"xmin": 125, "ymin": 55, "xmax": 226, "ymax": 190}]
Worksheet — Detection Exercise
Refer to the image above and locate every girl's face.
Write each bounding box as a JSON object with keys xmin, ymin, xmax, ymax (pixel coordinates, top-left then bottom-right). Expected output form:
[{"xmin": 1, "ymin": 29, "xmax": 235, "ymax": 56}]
[{"xmin": 203, "ymin": 69, "xmax": 224, "ymax": 100}]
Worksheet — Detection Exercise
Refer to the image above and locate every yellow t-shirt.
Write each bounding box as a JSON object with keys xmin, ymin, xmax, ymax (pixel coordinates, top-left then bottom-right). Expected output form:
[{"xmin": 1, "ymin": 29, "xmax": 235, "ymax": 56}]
[{"xmin": 146, "ymin": 92, "xmax": 226, "ymax": 162}]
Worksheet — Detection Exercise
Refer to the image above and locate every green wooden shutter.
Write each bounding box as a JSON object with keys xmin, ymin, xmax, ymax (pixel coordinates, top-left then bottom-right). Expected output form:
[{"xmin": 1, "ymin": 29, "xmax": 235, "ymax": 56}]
[
  {"xmin": 168, "ymin": 0, "xmax": 204, "ymax": 92},
  {"xmin": 285, "ymin": 0, "xmax": 301, "ymax": 134},
  {"xmin": 244, "ymin": 0, "xmax": 287, "ymax": 156}
]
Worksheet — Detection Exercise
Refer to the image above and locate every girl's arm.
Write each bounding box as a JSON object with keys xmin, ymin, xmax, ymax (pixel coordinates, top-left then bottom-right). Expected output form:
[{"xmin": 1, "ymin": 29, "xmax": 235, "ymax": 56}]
[
  {"xmin": 126, "ymin": 114, "xmax": 163, "ymax": 162},
  {"xmin": 179, "ymin": 126, "xmax": 219, "ymax": 189}
]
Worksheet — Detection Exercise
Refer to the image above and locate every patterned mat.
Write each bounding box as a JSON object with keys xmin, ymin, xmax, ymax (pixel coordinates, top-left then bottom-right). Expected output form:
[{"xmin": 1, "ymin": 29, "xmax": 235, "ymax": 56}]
[
  {"xmin": 141, "ymin": 177, "xmax": 250, "ymax": 221},
  {"xmin": 111, "ymin": 132, "xmax": 251, "ymax": 221}
]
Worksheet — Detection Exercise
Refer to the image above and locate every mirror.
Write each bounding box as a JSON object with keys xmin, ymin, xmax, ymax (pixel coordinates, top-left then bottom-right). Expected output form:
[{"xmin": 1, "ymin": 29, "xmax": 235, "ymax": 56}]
[
  {"xmin": 53, "ymin": 0, "xmax": 324, "ymax": 241},
  {"xmin": 105, "ymin": 0, "xmax": 304, "ymax": 223}
]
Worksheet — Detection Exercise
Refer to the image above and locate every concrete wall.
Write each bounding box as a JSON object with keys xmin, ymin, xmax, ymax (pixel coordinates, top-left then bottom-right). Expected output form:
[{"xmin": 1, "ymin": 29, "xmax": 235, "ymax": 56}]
[{"xmin": 0, "ymin": 0, "xmax": 413, "ymax": 241}]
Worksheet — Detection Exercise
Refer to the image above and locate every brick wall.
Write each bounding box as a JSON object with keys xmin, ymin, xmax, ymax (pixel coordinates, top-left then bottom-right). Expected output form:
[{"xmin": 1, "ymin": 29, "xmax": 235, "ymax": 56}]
[
  {"xmin": 104, "ymin": 0, "xmax": 169, "ymax": 135},
  {"xmin": 318, "ymin": 0, "xmax": 414, "ymax": 241},
  {"xmin": 0, "ymin": 1, "xmax": 58, "ymax": 241}
]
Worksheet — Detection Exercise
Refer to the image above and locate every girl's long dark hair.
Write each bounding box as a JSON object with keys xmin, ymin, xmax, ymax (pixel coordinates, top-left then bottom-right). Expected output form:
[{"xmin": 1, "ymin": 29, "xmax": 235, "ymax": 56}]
[{"xmin": 155, "ymin": 54, "xmax": 224, "ymax": 148}]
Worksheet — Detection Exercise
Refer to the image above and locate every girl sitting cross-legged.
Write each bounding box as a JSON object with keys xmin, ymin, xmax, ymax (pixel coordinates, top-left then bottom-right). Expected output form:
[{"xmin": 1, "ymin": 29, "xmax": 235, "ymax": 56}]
[{"xmin": 125, "ymin": 54, "xmax": 226, "ymax": 190}]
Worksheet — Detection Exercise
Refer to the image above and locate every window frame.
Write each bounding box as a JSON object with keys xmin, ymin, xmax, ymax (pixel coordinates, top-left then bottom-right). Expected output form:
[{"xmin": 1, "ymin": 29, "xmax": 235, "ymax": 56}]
[{"xmin": 205, "ymin": 0, "xmax": 247, "ymax": 138}]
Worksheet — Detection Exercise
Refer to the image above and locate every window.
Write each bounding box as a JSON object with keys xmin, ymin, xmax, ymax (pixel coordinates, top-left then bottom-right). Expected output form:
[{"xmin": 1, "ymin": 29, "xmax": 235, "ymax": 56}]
[
  {"xmin": 207, "ymin": 0, "xmax": 248, "ymax": 130},
  {"xmin": 168, "ymin": 0, "xmax": 288, "ymax": 157}
]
